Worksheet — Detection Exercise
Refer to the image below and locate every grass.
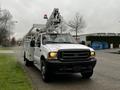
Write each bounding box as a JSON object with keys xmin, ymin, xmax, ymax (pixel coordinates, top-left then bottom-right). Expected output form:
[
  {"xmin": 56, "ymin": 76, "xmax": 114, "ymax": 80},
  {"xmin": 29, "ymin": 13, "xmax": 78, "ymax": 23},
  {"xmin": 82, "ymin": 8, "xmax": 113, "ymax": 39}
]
[
  {"xmin": 0, "ymin": 47, "xmax": 12, "ymax": 50},
  {"xmin": 0, "ymin": 54, "xmax": 33, "ymax": 90}
]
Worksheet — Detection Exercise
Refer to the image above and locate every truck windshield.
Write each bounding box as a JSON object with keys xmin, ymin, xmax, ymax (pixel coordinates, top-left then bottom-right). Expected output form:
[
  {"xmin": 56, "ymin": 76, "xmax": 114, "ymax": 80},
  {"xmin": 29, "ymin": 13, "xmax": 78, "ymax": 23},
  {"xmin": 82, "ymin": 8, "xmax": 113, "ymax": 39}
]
[{"xmin": 42, "ymin": 34, "xmax": 78, "ymax": 44}]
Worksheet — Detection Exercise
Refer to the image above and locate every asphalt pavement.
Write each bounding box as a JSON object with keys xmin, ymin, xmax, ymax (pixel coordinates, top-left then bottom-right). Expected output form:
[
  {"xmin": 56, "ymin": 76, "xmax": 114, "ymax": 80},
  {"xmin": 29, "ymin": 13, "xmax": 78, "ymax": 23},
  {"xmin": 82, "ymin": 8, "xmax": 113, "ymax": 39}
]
[{"xmin": 14, "ymin": 47, "xmax": 120, "ymax": 90}]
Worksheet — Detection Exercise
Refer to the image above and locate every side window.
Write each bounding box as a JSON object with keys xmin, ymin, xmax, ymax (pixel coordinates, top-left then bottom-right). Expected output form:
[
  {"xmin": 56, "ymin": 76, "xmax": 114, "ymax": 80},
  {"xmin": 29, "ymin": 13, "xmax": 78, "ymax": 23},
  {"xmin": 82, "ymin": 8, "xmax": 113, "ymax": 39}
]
[
  {"xmin": 30, "ymin": 38, "xmax": 35, "ymax": 47},
  {"xmin": 36, "ymin": 35, "xmax": 41, "ymax": 47}
]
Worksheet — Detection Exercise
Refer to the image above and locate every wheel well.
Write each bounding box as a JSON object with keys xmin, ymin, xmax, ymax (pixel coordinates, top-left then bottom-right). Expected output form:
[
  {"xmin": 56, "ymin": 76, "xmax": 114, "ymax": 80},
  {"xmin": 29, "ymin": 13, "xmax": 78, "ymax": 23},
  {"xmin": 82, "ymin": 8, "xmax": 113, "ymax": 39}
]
[{"xmin": 41, "ymin": 55, "xmax": 45, "ymax": 61}]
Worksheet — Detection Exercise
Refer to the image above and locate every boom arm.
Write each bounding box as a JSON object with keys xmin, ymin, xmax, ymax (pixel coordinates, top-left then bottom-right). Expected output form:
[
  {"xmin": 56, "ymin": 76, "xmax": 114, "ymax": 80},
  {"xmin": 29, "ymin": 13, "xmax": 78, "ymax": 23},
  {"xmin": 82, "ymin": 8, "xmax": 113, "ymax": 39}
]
[{"xmin": 46, "ymin": 8, "xmax": 63, "ymax": 32}]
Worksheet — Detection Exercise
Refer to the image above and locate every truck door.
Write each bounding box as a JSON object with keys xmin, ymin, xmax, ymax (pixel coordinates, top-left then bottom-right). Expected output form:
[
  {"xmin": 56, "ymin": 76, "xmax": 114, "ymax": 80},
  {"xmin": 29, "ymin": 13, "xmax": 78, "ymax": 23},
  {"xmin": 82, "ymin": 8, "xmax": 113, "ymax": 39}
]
[{"xmin": 34, "ymin": 35, "xmax": 42, "ymax": 67}]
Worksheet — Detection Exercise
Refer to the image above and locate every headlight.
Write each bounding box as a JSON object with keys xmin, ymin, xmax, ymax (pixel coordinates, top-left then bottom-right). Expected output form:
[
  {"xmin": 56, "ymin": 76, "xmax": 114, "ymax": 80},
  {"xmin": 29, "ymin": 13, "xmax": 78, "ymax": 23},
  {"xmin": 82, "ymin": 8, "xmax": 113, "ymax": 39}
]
[
  {"xmin": 48, "ymin": 51, "xmax": 57, "ymax": 59},
  {"xmin": 90, "ymin": 51, "xmax": 95, "ymax": 57}
]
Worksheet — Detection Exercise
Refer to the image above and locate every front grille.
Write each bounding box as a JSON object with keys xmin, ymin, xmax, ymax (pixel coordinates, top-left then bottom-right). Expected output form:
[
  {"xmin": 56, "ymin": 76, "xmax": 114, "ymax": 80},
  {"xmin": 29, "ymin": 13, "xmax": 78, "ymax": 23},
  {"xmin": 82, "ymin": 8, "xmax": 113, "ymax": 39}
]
[{"xmin": 58, "ymin": 49, "xmax": 90, "ymax": 61}]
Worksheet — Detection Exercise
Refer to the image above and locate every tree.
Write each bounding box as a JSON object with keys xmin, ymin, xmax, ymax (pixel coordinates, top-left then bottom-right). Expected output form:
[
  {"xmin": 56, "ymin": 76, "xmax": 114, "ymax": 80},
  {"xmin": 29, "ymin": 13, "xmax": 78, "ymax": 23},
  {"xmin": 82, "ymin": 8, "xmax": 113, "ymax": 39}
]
[
  {"xmin": 0, "ymin": 8, "xmax": 14, "ymax": 46},
  {"xmin": 11, "ymin": 37, "xmax": 16, "ymax": 46},
  {"xmin": 59, "ymin": 21, "xmax": 67, "ymax": 33},
  {"xmin": 0, "ymin": 27, "xmax": 9, "ymax": 45},
  {"xmin": 68, "ymin": 13, "xmax": 86, "ymax": 40}
]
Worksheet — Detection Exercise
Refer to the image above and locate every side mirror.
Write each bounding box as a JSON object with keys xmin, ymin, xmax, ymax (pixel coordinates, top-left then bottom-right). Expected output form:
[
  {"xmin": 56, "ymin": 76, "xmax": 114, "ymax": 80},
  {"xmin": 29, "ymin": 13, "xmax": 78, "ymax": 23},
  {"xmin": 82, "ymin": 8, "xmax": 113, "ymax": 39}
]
[
  {"xmin": 80, "ymin": 41, "xmax": 86, "ymax": 45},
  {"xmin": 37, "ymin": 42, "xmax": 41, "ymax": 47},
  {"xmin": 30, "ymin": 40, "xmax": 35, "ymax": 47},
  {"xmin": 42, "ymin": 36, "xmax": 47, "ymax": 45}
]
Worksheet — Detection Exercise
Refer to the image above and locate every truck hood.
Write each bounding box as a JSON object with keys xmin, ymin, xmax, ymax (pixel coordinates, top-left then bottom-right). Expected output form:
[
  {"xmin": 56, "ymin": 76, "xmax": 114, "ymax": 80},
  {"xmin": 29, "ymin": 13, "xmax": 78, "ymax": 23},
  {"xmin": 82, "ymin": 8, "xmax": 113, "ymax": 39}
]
[{"xmin": 43, "ymin": 44, "xmax": 94, "ymax": 52}]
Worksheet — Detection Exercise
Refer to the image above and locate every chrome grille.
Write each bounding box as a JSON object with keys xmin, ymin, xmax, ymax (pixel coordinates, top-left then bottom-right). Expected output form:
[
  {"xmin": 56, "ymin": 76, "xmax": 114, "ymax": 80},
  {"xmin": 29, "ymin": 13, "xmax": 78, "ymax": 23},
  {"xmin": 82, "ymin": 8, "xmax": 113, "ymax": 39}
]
[{"xmin": 58, "ymin": 49, "xmax": 90, "ymax": 61}]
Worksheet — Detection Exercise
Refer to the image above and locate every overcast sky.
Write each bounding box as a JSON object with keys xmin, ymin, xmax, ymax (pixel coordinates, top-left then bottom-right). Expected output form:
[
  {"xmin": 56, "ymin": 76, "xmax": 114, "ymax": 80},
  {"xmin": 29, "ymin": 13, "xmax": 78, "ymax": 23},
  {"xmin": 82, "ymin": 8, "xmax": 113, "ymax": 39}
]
[{"xmin": 0, "ymin": 0, "xmax": 120, "ymax": 39}]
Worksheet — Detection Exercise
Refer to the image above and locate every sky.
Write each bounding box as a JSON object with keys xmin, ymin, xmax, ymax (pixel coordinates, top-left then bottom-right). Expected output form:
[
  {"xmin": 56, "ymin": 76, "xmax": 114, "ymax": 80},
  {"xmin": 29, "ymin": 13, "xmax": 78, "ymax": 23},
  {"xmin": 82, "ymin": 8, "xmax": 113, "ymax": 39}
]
[{"xmin": 0, "ymin": 0, "xmax": 120, "ymax": 39}]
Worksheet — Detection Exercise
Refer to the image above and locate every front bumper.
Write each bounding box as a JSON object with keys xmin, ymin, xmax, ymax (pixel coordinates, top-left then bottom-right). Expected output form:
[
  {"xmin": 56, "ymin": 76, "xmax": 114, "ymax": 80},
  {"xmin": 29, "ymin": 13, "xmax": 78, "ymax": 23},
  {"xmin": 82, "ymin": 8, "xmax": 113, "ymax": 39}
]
[{"xmin": 46, "ymin": 58, "xmax": 97, "ymax": 73}]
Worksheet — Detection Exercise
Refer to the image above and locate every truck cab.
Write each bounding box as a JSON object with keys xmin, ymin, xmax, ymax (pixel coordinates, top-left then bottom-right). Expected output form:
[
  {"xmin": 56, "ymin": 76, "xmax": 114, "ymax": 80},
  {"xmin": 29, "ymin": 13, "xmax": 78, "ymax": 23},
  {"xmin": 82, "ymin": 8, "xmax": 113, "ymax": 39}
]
[{"xmin": 24, "ymin": 33, "xmax": 97, "ymax": 82}]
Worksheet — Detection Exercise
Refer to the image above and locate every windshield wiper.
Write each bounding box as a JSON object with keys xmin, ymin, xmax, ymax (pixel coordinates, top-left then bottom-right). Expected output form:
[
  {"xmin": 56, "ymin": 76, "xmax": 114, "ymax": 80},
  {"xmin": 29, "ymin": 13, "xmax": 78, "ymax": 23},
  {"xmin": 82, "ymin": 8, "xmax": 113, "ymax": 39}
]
[
  {"xmin": 60, "ymin": 42, "xmax": 72, "ymax": 43},
  {"xmin": 45, "ymin": 41, "xmax": 59, "ymax": 44}
]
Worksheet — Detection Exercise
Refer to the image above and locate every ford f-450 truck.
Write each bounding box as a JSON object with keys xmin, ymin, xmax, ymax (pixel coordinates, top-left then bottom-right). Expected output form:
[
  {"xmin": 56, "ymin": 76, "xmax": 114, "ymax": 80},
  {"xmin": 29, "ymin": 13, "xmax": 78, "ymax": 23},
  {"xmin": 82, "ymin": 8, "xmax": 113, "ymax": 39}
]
[{"xmin": 23, "ymin": 33, "xmax": 97, "ymax": 82}]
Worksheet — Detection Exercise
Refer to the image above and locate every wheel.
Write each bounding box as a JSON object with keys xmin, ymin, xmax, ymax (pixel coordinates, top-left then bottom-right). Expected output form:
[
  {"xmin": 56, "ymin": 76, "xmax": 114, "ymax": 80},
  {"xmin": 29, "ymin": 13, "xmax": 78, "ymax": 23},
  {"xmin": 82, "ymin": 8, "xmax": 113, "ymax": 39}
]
[
  {"xmin": 25, "ymin": 60, "xmax": 33, "ymax": 67},
  {"xmin": 41, "ymin": 60, "xmax": 51, "ymax": 82},
  {"xmin": 25, "ymin": 60, "xmax": 31, "ymax": 66},
  {"xmin": 81, "ymin": 70, "xmax": 93, "ymax": 79}
]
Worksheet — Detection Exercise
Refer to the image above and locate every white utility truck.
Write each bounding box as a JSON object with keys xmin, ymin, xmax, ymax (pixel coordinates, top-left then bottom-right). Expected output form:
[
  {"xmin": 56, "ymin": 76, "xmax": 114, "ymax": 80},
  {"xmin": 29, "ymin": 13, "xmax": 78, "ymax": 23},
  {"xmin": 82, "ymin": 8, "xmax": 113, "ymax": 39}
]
[{"xmin": 23, "ymin": 8, "xmax": 97, "ymax": 82}]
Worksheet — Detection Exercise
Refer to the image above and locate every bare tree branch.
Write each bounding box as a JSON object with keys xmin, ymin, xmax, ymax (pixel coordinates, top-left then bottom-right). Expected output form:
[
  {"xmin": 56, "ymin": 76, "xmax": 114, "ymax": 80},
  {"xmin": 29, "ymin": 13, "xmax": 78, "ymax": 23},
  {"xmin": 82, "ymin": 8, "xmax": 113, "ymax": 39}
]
[
  {"xmin": 0, "ymin": 8, "xmax": 14, "ymax": 46},
  {"xmin": 68, "ymin": 13, "xmax": 86, "ymax": 40}
]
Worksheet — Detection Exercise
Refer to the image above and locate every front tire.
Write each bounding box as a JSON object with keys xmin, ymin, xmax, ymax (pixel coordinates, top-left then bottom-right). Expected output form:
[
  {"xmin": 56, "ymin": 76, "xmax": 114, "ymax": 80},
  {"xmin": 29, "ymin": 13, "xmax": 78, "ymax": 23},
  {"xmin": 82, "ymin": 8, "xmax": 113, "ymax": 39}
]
[
  {"xmin": 81, "ymin": 70, "xmax": 93, "ymax": 79},
  {"xmin": 41, "ymin": 61, "xmax": 51, "ymax": 82}
]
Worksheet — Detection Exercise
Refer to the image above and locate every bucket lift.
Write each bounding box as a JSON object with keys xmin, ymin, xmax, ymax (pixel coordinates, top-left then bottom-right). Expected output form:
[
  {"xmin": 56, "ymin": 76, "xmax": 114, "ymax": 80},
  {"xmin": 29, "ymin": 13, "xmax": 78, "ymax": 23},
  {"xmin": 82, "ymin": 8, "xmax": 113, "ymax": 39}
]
[
  {"xmin": 24, "ymin": 8, "xmax": 64, "ymax": 40},
  {"xmin": 45, "ymin": 8, "xmax": 63, "ymax": 33}
]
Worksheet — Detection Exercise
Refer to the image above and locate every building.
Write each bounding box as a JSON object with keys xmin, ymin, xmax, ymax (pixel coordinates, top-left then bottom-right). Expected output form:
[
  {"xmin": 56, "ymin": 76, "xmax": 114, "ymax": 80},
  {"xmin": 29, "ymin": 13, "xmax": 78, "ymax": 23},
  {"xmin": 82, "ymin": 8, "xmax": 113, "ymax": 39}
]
[{"xmin": 75, "ymin": 33, "xmax": 120, "ymax": 49}]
